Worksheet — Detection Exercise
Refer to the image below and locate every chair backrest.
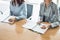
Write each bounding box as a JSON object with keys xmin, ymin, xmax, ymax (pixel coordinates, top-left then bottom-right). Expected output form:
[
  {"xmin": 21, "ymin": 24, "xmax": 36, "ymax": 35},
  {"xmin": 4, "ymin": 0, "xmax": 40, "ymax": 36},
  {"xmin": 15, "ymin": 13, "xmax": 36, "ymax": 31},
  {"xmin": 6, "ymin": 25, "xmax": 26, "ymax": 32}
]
[{"xmin": 27, "ymin": 4, "xmax": 33, "ymax": 18}]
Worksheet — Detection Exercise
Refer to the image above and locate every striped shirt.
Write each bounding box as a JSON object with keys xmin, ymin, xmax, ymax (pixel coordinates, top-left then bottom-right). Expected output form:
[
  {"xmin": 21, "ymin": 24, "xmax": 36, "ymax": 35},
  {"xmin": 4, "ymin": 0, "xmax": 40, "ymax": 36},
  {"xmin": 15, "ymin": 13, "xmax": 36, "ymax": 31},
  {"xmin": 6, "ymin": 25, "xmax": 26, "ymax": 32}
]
[{"xmin": 39, "ymin": 2, "xmax": 59, "ymax": 28}]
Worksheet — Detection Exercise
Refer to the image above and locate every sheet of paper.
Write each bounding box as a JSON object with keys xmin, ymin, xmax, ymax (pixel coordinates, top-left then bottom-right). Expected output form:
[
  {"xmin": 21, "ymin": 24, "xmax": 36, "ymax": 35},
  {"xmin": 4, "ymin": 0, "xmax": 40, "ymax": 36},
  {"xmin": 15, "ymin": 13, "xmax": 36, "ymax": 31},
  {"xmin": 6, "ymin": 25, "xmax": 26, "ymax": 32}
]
[
  {"xmin": 23, "ymin": 20, "xmax": 37, "ymax": 29},
  {"xmin": 0, "ymin": 15, "xmax": 9, "ymax": 22},
  {"xmin": 2, "ymin": 16, "xmax": 15, "ymax": 23},
  {"xmin": 32, "ymin": 23, "xmax": 49, "ymax": 34}
]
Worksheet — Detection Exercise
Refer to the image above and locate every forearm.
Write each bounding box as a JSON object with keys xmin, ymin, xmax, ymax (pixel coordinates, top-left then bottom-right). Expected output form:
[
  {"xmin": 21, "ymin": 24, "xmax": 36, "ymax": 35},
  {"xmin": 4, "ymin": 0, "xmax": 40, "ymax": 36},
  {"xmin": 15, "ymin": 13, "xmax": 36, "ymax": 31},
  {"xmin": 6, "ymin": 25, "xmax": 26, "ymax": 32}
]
[{"xmin": 15, "ymin": 15, "xmax": 26, "ymax": 21}]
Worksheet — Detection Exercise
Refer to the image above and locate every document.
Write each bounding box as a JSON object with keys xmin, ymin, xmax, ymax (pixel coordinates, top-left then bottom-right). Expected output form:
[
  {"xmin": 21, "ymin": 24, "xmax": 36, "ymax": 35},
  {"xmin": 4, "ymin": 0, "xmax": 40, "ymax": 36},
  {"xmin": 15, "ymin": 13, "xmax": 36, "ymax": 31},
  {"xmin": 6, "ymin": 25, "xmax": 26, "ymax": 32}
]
[
  {"xmin": 23, "ymin": 21, "xmax": 49, "ymax": 34},
  {"xmin": 1, "ymin": 16, "xmax": 15, "ymax": 23},
  {"xmin": 32, "ymin": 23, "xmax": 49, "ymax": 34},
  {"xmin": 0, "ymin": 15, "xmax": 9, "ymax": 22},
  {"xmin": 23, "ymin": 20, "xmax": 37, "ymax": 29}
]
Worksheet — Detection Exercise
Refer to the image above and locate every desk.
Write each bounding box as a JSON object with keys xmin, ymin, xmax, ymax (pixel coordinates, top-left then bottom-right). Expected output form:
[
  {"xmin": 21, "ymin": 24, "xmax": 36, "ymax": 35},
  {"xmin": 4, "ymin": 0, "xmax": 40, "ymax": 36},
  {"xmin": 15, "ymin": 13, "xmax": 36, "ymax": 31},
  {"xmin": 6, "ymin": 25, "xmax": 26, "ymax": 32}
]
[{"xmin": 0, "ymin": 20, "xmax": 60, "ymax": 40}]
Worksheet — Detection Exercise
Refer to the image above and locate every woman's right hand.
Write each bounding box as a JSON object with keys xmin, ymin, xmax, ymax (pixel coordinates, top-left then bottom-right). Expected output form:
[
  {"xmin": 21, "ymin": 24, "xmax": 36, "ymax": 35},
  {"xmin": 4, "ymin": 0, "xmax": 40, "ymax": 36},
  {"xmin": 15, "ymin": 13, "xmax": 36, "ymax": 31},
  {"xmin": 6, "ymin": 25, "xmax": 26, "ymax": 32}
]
[
  {"xmin": 41, "ymin": 25, "xmax": 46, "ymax": 29},
  {"xmin": 8, "ymin": 19, "xmax": 13, "ymax": 22},
  {"xmin": 8, "ymin": 17, "xmax": 16, "ymax": 24}
]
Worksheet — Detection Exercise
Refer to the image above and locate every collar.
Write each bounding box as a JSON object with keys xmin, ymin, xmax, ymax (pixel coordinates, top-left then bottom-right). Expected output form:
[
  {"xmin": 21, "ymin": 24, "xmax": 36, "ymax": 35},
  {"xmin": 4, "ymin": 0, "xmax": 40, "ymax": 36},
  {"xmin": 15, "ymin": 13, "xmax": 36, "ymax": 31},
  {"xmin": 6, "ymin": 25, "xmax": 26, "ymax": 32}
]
[{"xmin": 44, "ymin": 2, "xmax": 53, "ymax": 8}]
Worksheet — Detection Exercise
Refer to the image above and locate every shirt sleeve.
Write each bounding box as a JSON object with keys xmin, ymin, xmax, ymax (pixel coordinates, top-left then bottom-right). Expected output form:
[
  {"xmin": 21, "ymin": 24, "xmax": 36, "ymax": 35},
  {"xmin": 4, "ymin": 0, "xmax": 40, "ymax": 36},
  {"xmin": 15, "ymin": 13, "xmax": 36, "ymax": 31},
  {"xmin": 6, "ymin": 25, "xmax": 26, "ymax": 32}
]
[
  {"xmin": 50, "ymin": 4, "xmax": 60, "ymax": 28},
  {"xmin": 10, "ymin": 1, "xmax": 13, "ymax": 16}
]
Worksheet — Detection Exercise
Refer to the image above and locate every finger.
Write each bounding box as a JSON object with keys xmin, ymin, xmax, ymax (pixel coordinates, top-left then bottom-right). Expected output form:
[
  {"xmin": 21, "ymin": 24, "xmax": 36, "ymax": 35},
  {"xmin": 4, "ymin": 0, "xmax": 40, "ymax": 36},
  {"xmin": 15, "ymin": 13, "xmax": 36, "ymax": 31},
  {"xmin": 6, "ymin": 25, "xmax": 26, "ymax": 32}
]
[
  {"xmin": 41, "ymin": 26, "xmax": 46, "ymax": 29},
  {"xmin": 9, "ymin": 21, "xmax": 14, "ymax": 25},
  {"xmin": 8, "ymin": 19, "xmax": 13, "ymax": 22}
]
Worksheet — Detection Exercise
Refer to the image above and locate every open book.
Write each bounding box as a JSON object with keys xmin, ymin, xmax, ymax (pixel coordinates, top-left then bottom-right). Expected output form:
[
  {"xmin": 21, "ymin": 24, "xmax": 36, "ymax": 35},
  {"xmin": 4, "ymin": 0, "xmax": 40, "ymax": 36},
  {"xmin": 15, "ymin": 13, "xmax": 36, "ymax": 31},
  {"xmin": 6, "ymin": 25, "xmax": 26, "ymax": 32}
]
[
  {"xmin": 23, "ymin": 20, "xmax": 49, "ymax": 34},
  {"xmin": 32, "ymin": 23, "xmax": 49, "ymax": 34}
]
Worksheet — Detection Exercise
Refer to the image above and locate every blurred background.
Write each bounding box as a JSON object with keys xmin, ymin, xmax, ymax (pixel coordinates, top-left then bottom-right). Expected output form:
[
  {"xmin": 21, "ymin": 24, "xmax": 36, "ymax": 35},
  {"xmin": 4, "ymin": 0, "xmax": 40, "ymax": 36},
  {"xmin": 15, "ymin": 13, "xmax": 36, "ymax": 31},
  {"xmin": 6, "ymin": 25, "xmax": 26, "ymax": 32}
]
[{"xmin": 0, "ymin": 0, "xmax": 60, "ymax": 21}]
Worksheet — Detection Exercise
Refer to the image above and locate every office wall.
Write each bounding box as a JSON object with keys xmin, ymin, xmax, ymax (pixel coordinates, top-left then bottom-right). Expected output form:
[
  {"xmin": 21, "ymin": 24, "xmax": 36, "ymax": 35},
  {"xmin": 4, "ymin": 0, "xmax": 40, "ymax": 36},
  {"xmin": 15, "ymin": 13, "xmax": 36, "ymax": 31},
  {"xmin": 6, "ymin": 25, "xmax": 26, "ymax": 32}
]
[
  {"xmin": 25, "ymin": 0, "xmax": 58, "ymax": 4},
  {"xmin": 25, "ymin": 0, "xmax": 43, "ymax": 22},
  {"xmin": 0, "ymin": 0, "xmax": 11, "ymax": 1},
  {"xmin": 25, "ymin": 0, "xmax": 43, "ymax": 4}
]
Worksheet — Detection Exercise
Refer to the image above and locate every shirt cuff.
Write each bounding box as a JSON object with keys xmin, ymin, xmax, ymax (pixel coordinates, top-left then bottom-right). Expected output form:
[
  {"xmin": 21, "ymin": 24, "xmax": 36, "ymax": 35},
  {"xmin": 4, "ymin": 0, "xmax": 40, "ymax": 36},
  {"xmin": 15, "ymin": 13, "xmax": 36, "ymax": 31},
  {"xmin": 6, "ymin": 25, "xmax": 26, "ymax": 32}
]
[
  {"xmin": 16, "ymin": 16, "xmax": 26, "ymax": 21},
  {"xmin": 50, "ymin": 22, "xmax": 59, "ymax": 28},
  {"xmin": 16, "ymin": 17, "xmax": 20, "ymax": 20}
]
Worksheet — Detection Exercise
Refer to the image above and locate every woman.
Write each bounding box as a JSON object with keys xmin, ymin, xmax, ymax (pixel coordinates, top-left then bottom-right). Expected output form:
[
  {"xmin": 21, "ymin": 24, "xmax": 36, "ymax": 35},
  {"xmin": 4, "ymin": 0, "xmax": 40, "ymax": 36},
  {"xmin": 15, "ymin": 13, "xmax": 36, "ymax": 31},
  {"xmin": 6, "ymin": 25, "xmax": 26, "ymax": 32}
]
[
  {"xmin": 9, "ymin": 0, "xmax": 27, "ymax": 24},
  {"xmin": 38, "ymin": 0, "xmax": 59, "ymax": 29}
]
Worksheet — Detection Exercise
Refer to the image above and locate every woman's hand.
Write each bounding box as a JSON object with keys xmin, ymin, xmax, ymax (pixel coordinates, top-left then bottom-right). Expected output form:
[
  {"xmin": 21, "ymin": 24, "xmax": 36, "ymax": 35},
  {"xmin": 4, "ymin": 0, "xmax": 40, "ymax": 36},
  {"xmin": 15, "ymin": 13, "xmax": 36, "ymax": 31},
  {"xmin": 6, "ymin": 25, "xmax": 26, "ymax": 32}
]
[
  {"xmin": 40, "ymin": 23, "xmax": 51, "ymax": 29},
  {"xmin": 41, "ymin": 25, "xmax": 46, "ymax": 29},
  {"xmin": 8, "ymin": 17, "xmax": 16, "ymax": 24}
]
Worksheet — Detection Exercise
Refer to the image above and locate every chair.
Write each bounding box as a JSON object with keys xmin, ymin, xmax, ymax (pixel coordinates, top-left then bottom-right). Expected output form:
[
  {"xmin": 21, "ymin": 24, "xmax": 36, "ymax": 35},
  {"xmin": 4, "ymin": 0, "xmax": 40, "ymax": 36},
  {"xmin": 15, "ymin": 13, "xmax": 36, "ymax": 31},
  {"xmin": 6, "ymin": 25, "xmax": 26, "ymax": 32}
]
[{"xmin": 27, "ymin": 4, "xmax": 33, "ymax": 18}]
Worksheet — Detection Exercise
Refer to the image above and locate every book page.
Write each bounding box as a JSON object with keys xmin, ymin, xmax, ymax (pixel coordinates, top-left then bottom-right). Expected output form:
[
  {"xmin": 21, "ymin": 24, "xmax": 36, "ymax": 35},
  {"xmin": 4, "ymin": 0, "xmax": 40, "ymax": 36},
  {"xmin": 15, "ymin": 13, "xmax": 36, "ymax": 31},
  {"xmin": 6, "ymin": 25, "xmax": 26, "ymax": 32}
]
[
  {"xmin": 2, "ymin": 16, "xmax": 15, "ymax": 23},
  {"xmin": 23, "ymin": 20, "xmax": 37, "ymax": 29},
  {"xmin": 32, "ymin": 23, "xmax": 49, "ymax": 34}
]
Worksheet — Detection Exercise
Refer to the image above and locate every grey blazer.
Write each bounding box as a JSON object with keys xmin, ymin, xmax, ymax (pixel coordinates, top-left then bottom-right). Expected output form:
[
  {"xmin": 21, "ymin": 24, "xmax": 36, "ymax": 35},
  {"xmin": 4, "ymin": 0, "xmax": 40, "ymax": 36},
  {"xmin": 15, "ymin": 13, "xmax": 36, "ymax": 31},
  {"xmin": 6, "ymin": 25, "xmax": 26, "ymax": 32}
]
[
  {"xmin": 10, "ymin": 2, "xmax": 27, "ymax": 20},
  {"xmin": 39, "ymin": 2, "xmax": 59, "ymax": 28}
]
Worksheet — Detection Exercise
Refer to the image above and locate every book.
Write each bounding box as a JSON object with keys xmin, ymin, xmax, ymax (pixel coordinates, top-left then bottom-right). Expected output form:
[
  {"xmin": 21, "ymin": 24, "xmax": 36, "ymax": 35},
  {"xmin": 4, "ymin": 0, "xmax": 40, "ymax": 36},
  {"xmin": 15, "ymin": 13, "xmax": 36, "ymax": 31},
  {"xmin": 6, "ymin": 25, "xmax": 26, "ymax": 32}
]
[
  {"xmin": 32, "ymin": 23, "xmax": 49, "ymax": 34},
  {"xmin": 23, "ymin": 21, "xmax": 49, "ymax": 34}
]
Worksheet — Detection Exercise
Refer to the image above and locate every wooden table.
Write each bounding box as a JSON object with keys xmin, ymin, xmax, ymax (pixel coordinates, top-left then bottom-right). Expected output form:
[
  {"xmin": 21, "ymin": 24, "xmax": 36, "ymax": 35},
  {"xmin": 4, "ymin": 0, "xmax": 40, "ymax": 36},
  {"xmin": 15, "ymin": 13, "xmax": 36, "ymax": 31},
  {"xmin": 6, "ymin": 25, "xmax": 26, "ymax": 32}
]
[{"xmin": 0, "ymin": 20, "xmax": 60, "ymax": 40}]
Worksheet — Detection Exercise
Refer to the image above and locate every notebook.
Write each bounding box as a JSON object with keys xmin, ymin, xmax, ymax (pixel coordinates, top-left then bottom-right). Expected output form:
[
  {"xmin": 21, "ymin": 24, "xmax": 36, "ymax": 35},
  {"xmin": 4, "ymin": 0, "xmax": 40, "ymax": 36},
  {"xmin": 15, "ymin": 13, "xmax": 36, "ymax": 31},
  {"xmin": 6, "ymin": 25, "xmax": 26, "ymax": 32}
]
[
  {"xmin": 23, "ymin": 21, "xmax": 49, "ymax": 34},
  {"xmin": 32, "ymin": 23, "xmax": 49, "ymax": 34}
]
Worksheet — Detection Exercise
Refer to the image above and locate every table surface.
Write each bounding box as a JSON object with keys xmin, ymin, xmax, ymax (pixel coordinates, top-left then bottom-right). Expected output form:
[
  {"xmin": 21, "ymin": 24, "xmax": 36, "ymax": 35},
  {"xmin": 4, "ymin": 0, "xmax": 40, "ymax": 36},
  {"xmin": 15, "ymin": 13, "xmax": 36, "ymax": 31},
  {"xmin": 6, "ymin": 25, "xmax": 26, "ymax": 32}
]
[{"xmin": 0, "ymin": 20, "xmax": 60, "ymax": 40}]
